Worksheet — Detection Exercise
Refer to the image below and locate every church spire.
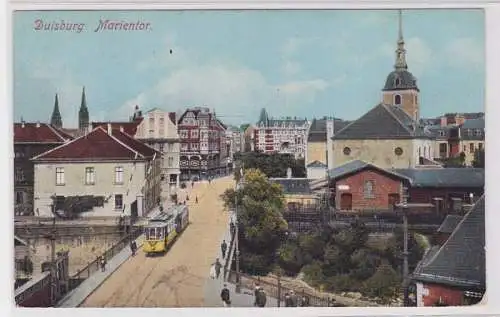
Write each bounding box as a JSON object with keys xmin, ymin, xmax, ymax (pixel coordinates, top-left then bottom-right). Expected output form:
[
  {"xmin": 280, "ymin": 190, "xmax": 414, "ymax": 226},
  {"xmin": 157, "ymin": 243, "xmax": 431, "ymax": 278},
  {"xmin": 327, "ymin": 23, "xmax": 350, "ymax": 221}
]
[
  {"xmin": 50, "ymin": 93, "xmax": 63, "ymax": 128},
  {"xmin": 78, "ymin": 86, "xmax": 89, "ymax": 131},
  {"xmin": 394, "ymin": 9, "xmax": 408, "ymax": 71}
]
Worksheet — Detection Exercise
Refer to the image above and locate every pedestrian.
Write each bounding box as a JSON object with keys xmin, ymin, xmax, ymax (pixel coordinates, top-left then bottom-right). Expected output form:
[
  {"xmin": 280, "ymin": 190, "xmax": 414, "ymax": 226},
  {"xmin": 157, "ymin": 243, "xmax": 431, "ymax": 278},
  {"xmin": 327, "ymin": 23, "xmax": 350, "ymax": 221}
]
[
  {"xmin": 253, "ymin": 284, "xmax": 261, "ymax": 307},
  {"xmin": 195, "ymin": 196, "xmax": 198, "ymax": 204},
  {"xmin": 284, "ymin": 292, "xmax": 293, "ymax": 307},
  {"xmin": 221, "ymin": 240, "xmax": 228, "ymax": 259},
  {"xmin": 100, "ymin": 256, "xmax": 106, "ymax": 272},
  {"xmin": 192, "ymin": 181, "xmax": 194, "ymax": 188},
  {"xmin": 186, "ymin": 195, "xmax": 190, "ymax": 201},
  {"xmin": 230, "ymin": 221, "xmax": 235, "ymax": 237},
  {"xmin": 130, "ymin": 240, "xmax": 136, "ymax": 256},
  {"xmin": 256, "ymin": 287, "xmax": 267, "ymax": 307},
  {"xmin": 301, "ymin": 295, "xmax": 310, "ymax": 307},
  {"xmin": 220, "ymin": 283, "xmax": 231, "ymax": 307},
  {"xmin": 289, "ymin": 290, "xmax": 297, "ymax": 307},
  {"xmin": 213, "ymin": 258, "xmax": 222, "ymax": 279}
]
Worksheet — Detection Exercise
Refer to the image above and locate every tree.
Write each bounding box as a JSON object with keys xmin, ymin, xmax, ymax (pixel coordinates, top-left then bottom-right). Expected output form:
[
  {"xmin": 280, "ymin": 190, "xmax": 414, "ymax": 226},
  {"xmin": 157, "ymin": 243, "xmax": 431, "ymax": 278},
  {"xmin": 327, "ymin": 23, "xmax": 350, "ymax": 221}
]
[
  {"xmin": 221, "ymin": 168, "xmax": 288, "ymax": 275},
  {"xmin": 384, "ymin": 230, "xmax": 425, "ymax": 273},
  {"xmin": 277, "ymin": 240, "xmax": 304, "ymax": 275},
  {"xmin": 362, "ymin": 262, "xmax": 401, "ymax": 302},
  {"xmin": 234, "ymin": 152, "xmax": 306, "ymax": 178},
  {"xmin": 472, "ymin": 148, "xmax": 485, "ymax": 168}
]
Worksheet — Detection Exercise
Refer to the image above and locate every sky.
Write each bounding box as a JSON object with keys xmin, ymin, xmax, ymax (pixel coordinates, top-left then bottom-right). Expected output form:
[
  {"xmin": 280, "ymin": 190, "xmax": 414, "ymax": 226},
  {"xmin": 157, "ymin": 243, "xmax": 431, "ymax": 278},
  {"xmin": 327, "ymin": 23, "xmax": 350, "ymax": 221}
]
[{"xmin": 13, "ymin": 9, "xmax": 485, "ymax": 127}]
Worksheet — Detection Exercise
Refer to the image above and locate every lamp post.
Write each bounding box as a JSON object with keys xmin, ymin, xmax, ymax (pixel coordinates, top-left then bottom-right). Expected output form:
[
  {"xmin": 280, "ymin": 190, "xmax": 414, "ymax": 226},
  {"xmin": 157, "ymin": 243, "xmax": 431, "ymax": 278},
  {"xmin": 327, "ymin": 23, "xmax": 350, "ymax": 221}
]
[
  {"xmin": 276, "ymin": 231, "xmax": 289, "ymax": 308},
  {"xmin": 234, "ymin": 166, "xmax": 244, "ymax": 294},
  {"xmin": 401, "ymin": 186, "xmax": 410, "ymax": 307}
]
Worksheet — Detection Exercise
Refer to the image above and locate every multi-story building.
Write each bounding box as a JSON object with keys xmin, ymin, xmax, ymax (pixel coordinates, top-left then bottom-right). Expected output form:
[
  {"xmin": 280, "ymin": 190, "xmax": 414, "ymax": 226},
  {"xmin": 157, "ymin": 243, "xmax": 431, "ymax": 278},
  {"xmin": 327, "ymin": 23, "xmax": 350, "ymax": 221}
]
[
  {"xmin": 93, "ymin": 106, "xmax": 181, "ymax": 189},
  {"xmin": 177, "ymin": 107, "xmax": 228, "ymax": 180},
  {"xmin": 14, "ymin": 119, "xmax": 73, "ymax": 216},
  {"xmin": 226, "ymin": 125, "xmax": 244, "ymax": 156},
  {"xmin": 253, "ymin": 108, "xmax": 310, "ymax": 159},
  {"xmin": 32, "ymin": 125, "xmax": 162, "ymax": 217},
  {"xmin": 425, "ymin": 113, "xmax": 485, "ymax": 166}
]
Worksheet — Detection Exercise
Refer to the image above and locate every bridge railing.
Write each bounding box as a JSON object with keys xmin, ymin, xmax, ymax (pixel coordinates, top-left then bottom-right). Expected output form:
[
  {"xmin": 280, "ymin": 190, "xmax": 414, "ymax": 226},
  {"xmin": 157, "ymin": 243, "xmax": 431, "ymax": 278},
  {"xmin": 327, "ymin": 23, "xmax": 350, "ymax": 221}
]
[{"xmin": 68, "ymin": 228, "xmax": 142, "ymax": 288}]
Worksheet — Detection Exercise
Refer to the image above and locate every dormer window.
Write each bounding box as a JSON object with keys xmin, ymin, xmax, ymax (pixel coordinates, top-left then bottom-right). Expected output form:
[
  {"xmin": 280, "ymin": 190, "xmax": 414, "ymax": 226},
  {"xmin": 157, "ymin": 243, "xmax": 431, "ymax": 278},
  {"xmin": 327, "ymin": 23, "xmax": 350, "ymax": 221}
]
[
  {"xmin": 475, "ymin": 129, "xmax": 482, "ymax": 136},
  {"xmin": 394, "ymin": 94, "xmax": 402, "ymax": 106},
  {"xmin": 394, "ymin": 78, "xmax": 401, "ymax": 86}
]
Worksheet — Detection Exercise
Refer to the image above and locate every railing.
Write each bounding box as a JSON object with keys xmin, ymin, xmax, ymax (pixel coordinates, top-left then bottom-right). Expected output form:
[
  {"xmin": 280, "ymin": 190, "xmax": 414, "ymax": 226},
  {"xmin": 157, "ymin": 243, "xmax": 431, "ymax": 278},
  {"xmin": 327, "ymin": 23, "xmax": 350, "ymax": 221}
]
[
  {"xmin": 227, "ymin": 270, "xmax": 345, "ymax": 307},
  {"xmin": 69, "ymin": 228, "xmax": 142, "ymax": 285},
  {"xmin": 223, "ymin": 229, "xmax": 236, "ymax": 281}
]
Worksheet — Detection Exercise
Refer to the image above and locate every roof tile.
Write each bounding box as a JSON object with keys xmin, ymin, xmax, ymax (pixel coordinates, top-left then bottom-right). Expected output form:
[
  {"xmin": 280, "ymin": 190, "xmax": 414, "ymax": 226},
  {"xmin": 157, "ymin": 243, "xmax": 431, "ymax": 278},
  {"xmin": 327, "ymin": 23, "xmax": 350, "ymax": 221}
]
[{"xmin": 14, "ymin": 123, "xmax": 71, "ymax": 143}]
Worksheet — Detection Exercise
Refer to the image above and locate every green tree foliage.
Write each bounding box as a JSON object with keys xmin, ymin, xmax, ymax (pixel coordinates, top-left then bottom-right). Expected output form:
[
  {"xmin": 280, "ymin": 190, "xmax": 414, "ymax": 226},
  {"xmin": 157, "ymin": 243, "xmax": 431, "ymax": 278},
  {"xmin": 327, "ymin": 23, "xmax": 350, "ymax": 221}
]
[
  {"xmin": 361, "ymin": 262, "xmax": 401, "ymax": 302},
  {"xmin": 384, "ymin": 229, "xmax": 425, "ymax": 273},
  {"xmin": 472, "ymin": 148, "xmax": 485, "ymax": 168},
  {"xmin": 221, "ymin": 168, "xmax": 288, "ymax": 275},
  {"xmin": 234, "ymin": 152, "xmax": 306, "ymax": 178}
]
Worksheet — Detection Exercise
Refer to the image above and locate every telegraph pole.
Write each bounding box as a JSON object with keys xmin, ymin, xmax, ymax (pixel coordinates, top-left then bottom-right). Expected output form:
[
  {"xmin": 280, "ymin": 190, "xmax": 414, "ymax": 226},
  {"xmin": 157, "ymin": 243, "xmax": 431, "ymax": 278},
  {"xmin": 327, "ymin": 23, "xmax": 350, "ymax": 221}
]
[
  {"xmin": 49, "ymin": 208, "xmax": 57, "ymax": 305},
  {"xmin": 234, "ymin": 185, "xmax": 241, "ymax": 293},
  {"xmin": 401, "ymin": 187, "xmax": 410, "ymax": 307}
]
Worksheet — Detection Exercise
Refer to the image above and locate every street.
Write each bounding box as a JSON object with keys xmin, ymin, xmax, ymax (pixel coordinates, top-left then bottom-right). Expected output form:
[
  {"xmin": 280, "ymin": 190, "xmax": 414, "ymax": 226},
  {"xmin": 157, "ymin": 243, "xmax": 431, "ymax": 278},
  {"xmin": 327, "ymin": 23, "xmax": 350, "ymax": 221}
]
[{"xmin": 80, "ymin": 176, "xmax": 233, "ymax": 307}]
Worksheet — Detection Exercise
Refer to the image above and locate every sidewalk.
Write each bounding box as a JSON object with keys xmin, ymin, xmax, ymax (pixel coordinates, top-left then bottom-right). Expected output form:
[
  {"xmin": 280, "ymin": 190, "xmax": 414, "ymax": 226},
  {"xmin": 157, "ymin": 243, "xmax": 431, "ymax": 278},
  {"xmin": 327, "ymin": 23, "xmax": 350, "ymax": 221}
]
[
  {"xmin": 203, "ymin": 210, "xmax": 283, "ymax": 307},
  {"xmin": 56, "ymin": 234, "xmax": 145, "ymax": 307}
]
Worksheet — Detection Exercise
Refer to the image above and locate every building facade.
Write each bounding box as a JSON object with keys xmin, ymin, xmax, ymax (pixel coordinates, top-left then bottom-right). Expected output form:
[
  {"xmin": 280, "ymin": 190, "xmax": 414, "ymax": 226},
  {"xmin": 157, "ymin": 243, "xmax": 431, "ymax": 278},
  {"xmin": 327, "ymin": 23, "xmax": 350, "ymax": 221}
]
[
  {"xmin": 14, "ymin": 121, "xmax": 72, "ymax": 216},
  {"xmin": 253, "ymin": 108, "xmax": 310, "ymax": 159},
  {"xmin": 177, "ymin": 107, "xmax": 228, "ymax": 180},
  {"xmin": 32, "ymin": 126, "xmax": 162, "ymax": 217}
]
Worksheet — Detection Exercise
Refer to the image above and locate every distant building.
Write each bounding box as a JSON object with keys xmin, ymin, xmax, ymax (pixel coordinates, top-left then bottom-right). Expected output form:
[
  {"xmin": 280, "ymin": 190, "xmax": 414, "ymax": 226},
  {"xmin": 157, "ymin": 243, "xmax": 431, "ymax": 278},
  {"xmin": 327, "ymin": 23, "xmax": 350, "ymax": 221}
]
[
  {"xmin": 32, "ymin": 126, "xmax": 162, "ymax": 217},
  {"xmin": 306, "ymin": 117, "xmax": 350, "ymax": 178},
  {"xmin": 253, "ymin": 108, "xmax": 309, "ymax": 159},
  {"xmin": 14, "ymin": 121, "xmax": 73, "ymax": 216},
  {"xmin": 177, "ymin": 107, "xmax": 228, "ymax": 180},
  {"xmin": 412, "ymin": 195, "xmax": 485, "ymax": 306}
]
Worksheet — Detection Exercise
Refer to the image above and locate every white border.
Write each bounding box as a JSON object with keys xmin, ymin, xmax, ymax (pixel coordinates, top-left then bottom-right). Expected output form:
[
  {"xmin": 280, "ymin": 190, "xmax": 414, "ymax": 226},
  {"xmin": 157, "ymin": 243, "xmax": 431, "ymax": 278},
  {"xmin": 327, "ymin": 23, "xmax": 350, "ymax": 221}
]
[{"xmin": 3, "ymin": 1, "xmax": 500, "ymax": 317}]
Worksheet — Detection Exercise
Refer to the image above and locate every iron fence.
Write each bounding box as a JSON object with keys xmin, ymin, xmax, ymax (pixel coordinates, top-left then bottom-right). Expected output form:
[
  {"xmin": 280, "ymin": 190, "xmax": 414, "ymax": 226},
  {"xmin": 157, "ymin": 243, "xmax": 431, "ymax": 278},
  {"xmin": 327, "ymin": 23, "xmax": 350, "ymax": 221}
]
[
  {"xmin": 69, "ymin": 228, "xmax": 142, "ymax": 283},
  {"xmin": 227, "ymin": 270, "xmax": 345, "ymax": 307}
]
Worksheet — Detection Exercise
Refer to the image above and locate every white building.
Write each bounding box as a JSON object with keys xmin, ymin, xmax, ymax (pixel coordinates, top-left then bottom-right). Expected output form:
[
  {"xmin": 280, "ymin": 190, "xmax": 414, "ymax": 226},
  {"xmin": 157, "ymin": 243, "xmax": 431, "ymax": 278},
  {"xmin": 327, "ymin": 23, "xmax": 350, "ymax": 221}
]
[{"xmin": 32, "ymin": 125, "xmax": 162, "ymax": 217}]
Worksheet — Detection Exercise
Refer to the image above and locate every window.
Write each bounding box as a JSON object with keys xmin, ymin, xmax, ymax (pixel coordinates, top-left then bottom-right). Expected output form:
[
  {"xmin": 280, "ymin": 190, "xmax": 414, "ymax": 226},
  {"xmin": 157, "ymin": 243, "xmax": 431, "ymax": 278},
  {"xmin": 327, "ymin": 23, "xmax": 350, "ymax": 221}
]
[
  {"xmin": 114, "ymin": 194, "xmax": 123, "ymax": 210},
  {"xmin": 479, "ymin": 143, "xmax": 483, "ymax": 151},
  {"xmin": 439, "ymin": 130, "xmax": 445, "ymax": 137},
  {"xmin": 181, "ymin": 143, "xmax": 189, "ymax": 151},
  {"xmin": 56, "ymin": 167, "xmax": 65, "ymax": 185},
  {"xmin": 115, "ymin": 166, "xmax": 124, "ymax": 184},
  {"xmin": 343, "ymin": 147, "xmax": 351, "ymax": 155},
  {"xmin": 414, "ymin": 95, "xmax": 418, "ymax": 104},
  {"xmin": 168, "ymin": 157, "xmax": 174, "ymax": 167},
  {"xmin": 191, "ymin": 130, "xmax": 199, "ymax": 138},
  {"xmin": 394, "ymin": 147, "xmax": 403, "ymax": 156},
  {"xmin": 159, "ymin": 117, "xmax": 165, "ymax": 125},
  {"xmin": 149, "ymin": 117, "xmax": 154, "ymax": 125},
  {"xmin": 470, "ymin": 143, "xmax": 475, "ymax": 153},
  {"xmin": 463, "ymin": 145, "xmax": 467, "ymax": 152},
  {"xmin": 364, "ymin": 181, "xmax": 375, "ymax": 199},
  {"xmin": 180, "ymin": 130, "xmax": 189, "ymax": 139},
  {"xmin": 15, "ymin": 168, "xmax": 25, "ymax": 182},
  {"xmin": 159, "ymin": 144, "xmax": 164, "ymax": 152},
  {"xmin": 394, "ymin": 94, "xmax": 402, "ymax": 106},
  {"xmin": 85, "ymin": 167, "xmax": 95, "ymax": 185},
  {"xmin": 395, "ymin": 78, "xmax": 401, "ymax": 86},
  {"xmin": 475, "ymin": 129, "xmax": 482, "ymax": 136}
]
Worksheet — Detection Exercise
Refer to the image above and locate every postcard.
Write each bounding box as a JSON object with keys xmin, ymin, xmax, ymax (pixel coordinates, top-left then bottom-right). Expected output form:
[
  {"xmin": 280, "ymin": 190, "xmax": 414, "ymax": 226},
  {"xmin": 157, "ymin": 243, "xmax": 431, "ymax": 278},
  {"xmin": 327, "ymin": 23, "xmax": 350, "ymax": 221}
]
[{"xmin": 11, "ymin": 8, "xmax": 485, "ymax": 310}]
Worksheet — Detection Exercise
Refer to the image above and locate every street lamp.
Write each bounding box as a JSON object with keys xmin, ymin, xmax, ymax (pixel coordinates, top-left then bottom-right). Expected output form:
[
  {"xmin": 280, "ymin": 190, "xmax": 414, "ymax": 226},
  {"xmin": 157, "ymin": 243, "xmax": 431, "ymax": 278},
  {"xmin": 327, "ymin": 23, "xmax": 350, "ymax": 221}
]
[
  {"xmin": 401, "ymin": 186, "xmax": 410, "ymax": 307},
  {"xmin": 234, "ymin": 168, "xmax": 245, "ymax": 294}
]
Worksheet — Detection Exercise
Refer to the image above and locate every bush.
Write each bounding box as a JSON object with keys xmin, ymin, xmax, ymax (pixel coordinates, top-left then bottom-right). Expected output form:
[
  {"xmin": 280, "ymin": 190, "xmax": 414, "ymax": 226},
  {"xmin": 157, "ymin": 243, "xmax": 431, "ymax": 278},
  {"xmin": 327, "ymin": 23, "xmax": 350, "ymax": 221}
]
[
  {"xmin": 361, "ymin": 263, "xmax": 401, "ymax": 302},
  {"xmin": 301, "ymin": 261, "xmax": 325, "ymax": 287}
]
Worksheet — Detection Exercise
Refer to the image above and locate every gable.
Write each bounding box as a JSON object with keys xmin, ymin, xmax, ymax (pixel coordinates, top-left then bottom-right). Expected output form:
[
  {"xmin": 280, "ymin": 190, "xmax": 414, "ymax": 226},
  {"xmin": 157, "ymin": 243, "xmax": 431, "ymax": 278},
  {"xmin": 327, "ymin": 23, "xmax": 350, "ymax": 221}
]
[{"xmin": 333, "ymin": 104, "xmax": 415, "ymax": 140}]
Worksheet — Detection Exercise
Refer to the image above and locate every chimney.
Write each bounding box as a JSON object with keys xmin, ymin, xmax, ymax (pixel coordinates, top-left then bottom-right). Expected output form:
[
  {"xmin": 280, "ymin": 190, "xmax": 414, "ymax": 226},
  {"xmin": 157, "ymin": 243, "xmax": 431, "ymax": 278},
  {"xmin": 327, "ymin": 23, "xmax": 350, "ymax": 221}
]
[
  {"xmin": 119, "ymin": 125, "xmax": 124, "ymax": 133},
  {"xmin": 286, "ymin": 167, "xmax": 292, "ymax": 179},
  {"xmin": 36, "ymin": 121, "xmax": 40, "ymax": 128},
  {"xmin": 440, "ymin": 116, "xmax": 447, "ymax": 127},
  {"xmin": 107, "ymin": 123, "xmax": 112, "ymax": 135}
]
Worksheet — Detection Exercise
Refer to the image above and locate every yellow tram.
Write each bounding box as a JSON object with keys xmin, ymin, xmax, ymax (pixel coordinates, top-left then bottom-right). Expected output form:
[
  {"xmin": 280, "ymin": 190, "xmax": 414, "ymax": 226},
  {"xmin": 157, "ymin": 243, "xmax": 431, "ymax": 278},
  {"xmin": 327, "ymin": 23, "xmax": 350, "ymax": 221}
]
[{"xmin": 143, "ymin": 205, "xmax": 189, "ymax": 255}]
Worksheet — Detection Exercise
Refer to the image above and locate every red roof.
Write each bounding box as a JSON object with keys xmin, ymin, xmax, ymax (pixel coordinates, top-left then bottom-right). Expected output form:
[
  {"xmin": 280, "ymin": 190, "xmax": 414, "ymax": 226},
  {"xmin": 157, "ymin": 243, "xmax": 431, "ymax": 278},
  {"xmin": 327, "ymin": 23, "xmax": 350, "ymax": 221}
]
[
  {"xmin": 91, "ymin": 120, "xmax": 143, "ymax": 136},
  {"xmin": 32, "ymin": 127, "xmax": 161, "ymax": 162},
  {"xmin": 14, "ymin": 123, "xmax": 72, "ymax": 143}
]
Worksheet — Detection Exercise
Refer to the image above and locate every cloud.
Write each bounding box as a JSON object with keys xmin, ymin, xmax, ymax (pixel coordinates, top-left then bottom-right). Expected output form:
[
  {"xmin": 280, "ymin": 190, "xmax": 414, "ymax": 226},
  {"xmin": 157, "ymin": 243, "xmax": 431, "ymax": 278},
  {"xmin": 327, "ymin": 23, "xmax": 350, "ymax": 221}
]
[
  {"xmin": 443, "ymin": 37, "xmax": 483, "ymax": 70},
  {"xmin": 121, "ymin": 52, "xmax": 329, "ymax": 124},
  {"xmin": 405, "ymin": 37, "xmax": 433, "ymax": 77},
  {"xmin": 282, "ymin": 60, "xmax": 301, "ymax": 76}
]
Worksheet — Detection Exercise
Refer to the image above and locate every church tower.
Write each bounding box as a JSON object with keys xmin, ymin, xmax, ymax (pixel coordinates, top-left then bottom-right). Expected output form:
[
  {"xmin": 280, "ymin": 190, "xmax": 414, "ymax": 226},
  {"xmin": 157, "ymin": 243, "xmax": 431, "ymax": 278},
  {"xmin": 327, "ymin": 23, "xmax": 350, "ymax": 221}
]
[
  {"xmin": 78, "ymin": 86, "xmax": 89, "ymax": 132},
  {"xmin": 50, "ymin": 93, "xmax": 63, "ymax": 128},
  {"xmin": 382, "ymin": 10, "xmax": 420, "ymax": 121}
]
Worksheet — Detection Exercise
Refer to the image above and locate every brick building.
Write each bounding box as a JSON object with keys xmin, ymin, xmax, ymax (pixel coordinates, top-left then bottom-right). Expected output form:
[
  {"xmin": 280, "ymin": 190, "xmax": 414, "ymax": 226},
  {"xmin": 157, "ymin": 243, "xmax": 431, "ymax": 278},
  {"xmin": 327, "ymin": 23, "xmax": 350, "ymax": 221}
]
[
  {"xmin": 412, "ymin": 195, "xmax": 485, "ymax": 306},
  {"xmin": 177, "ymin": 107, "xmax": 228, "ymax": 180},
  {"xmin": 327, "ymin": 160, "xmax": 484, "ymax": 212},
  {"xmin": 14, "ymin": 121, "xmax": 73, "ymax": 216},
  {"xmin": 253, "ymin": 108, "xmax": 309, "ymax": 159}
]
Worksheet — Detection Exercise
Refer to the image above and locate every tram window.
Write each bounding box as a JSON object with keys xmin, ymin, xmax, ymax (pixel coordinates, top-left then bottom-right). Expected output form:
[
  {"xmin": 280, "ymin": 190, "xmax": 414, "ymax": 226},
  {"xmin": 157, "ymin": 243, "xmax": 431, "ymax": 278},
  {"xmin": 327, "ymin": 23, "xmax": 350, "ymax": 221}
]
[{"xmin": 157, "ymin": 228, "xmax": 164, "ymax": 239}]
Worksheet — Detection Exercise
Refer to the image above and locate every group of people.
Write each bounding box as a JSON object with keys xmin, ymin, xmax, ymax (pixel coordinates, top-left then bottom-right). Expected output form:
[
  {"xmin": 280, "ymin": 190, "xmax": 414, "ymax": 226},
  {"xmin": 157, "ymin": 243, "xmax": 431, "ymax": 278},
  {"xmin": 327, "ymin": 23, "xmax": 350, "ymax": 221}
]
[{"xmin": 284, "ymin": 290, "xmax": 310, "ymax": 307}]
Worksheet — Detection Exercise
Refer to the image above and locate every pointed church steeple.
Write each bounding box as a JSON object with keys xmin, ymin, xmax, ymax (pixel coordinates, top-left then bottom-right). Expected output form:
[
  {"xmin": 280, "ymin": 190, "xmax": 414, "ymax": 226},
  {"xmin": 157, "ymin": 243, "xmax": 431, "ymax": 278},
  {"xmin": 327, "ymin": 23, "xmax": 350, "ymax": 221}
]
[
  {"xmin": 78, "ymin": 86, "xmax": 89, "ymax": 131},
  {"xmin": 50, "ymin": 93, "xmax": 63, "ymax": 128},
  {"xmin": 394, "ymin": 9, "xmax": 408, "ymax": 71}
]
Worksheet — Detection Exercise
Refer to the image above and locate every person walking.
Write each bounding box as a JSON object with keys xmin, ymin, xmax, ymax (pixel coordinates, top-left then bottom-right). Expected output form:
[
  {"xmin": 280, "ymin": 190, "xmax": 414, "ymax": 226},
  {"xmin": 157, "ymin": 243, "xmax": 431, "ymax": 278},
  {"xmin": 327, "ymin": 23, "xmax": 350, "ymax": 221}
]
[
  {"xmin": 284, "ymin": 292, "xmax": 293, "ymax": 307},
  {"xmin": 220, "ymin": 284, "xmax": 231, "ymax": 307},
  {"xmin": 230, "ymin": 221, "xmax": 236, "ymax": 237},
  {"xmin": 130, "ymin": 240, "xmax": 136, "ymax": 256},
  {"xmin": 213, "ymin": 258, "xmax": 222, "ymax": 279},
  {"xmin": 99, "ymin": 256, "xmax": 106, "ymax": 272},
  {"xmin": 195, "ymin": 196, "xmax": 198, "ymax": 204},
  {"xmin": 221, "ymin": 240, "xmax": 228, "ymax": 259},
  {"xmin": 256, "ymin": 287, "xmax": 267, "ymax": 307}
]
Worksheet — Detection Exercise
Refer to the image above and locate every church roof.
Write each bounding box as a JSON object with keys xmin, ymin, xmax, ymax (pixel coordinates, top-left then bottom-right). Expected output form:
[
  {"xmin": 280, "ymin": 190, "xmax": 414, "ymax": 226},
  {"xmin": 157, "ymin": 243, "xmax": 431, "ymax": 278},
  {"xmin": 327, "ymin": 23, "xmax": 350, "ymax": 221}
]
[
  {"xmin": 332, "ymin": 103, "xmax": 432, "ymax": 140},
  {"xmin": 383, "ymin": 69, "xmax": 419, "ymax": 91}
]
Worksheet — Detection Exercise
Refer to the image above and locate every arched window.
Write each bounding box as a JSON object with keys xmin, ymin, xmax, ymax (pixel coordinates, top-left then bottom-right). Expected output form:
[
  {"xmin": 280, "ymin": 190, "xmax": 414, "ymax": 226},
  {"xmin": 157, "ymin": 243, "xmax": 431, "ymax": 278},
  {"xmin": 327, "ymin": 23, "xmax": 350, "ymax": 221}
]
[
  {"xmin": 414, "ymin": 95, "xmax": 418, "ymax": 104},
  {"xmin": 394, "ymin": 94, "xmax": 402, "ymax": 106},
  {"xmin": 364, "ymin": 181, "xmax": 375, "ymax": 199}
]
